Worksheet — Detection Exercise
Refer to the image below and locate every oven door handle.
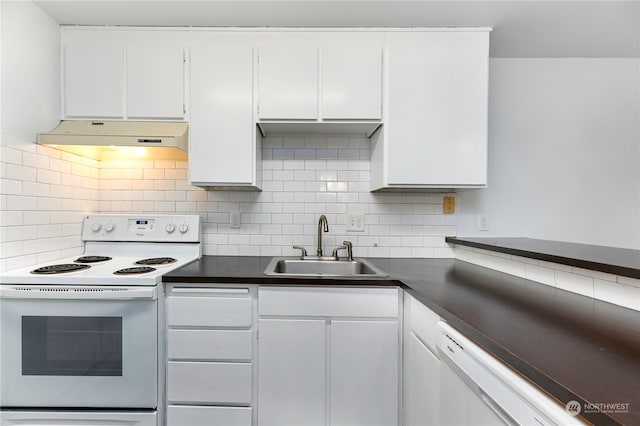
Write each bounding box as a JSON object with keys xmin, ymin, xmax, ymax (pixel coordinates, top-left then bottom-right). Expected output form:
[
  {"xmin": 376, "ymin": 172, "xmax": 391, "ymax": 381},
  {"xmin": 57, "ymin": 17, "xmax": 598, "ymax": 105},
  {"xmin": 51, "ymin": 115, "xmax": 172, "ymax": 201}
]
[{"xmin": 0, "ymin": 286, "xmax": 158, "ymax": 300}]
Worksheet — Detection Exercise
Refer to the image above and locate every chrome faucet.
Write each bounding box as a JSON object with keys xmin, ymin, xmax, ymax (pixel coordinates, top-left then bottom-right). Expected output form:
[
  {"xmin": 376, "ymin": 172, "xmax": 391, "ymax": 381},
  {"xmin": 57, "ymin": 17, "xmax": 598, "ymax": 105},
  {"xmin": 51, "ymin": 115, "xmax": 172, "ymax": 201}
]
[{"xmin": 317, "ymin": 215, "xmax": 329, "ymax": 256}]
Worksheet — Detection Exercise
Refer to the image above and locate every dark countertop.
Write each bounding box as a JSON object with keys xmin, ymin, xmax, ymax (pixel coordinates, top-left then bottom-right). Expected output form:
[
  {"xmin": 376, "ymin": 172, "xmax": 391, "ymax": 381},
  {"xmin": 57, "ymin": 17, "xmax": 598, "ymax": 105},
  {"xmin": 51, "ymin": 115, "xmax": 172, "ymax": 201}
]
[
  {"xmin": 446, "ymin": 237, "xmax": 640, "ymax": 280},
  {"xmin": 164, "ymin": 256, "xmax": 640, "ymax": 425}
]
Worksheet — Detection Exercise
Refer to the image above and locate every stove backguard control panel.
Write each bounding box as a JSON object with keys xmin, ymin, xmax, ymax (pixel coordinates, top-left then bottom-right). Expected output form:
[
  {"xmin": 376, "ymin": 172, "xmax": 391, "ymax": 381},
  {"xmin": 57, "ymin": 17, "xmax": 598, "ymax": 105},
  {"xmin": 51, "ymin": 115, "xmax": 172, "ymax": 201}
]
[{"xmin": 82, "ymin": 214, "xmax": 201, "ymax": 243}]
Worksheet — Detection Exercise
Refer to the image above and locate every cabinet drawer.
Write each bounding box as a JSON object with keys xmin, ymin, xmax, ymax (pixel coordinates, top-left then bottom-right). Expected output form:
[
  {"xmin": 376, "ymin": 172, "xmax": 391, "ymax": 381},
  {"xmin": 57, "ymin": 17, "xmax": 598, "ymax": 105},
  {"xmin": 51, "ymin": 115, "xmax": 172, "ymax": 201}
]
[
  {"xmin": 167, "ymin": 405, "xmax": 251, "ymax": 426},
  {"xmin": 168, "ymin": 329, "xmax": 253, "ymax": 361},
  {"xmin": 167, "ymin": 361, "xmax": 252, "ymax": 404},
  {"xmin": 259, "ymin": 287, "xmax": 399, "ymax": 318},
  {"xmin": 168, "ymin": 291, "xmax": 252, "ymax": 327},
  {"xmin": 408, "ymin": 294, "xmax": 441, "ymax": 355}
]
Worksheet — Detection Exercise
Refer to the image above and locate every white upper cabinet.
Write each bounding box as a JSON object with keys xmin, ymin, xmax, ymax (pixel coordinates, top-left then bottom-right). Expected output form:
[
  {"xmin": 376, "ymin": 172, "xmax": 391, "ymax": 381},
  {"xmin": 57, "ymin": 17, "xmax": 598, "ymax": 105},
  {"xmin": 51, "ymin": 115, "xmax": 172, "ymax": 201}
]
[
  {"xmin": 371, "ymin": 30, "xmax": 490, "ymax": 190},
  {"xmin": 321, "ymin": 44, "xmax": 382, "ymax": 120},
  {"xmin": 63, "ymin": 32, "xmax": 123, "ymax": 118},
  {"xmin": 258, "ymin": 45, "xmax": 319, "ymax": 120},
  {"xmin": 61, "ymin": 29, "xmax": 186, "ymax": 120},
  {"xmin": 126, "ymin": 32, "xmax": 185, "ymax": 119},
  {"xmin": 189, "ymin": 32, "xmax": 259, "ymax": 188},
  {"xmin": 257, "ymin": 32, "xmax": 383, "ymax": 123}
]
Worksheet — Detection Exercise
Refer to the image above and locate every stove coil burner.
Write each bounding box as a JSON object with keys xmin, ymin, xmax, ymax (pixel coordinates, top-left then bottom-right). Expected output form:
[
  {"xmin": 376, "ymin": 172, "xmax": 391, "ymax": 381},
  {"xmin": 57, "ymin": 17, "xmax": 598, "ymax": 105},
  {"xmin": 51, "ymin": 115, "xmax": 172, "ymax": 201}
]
[
  {"xmin": 75, "ymin": 256, "xmax": 112, "ymax": 263},
  {"xmin": 135, "ymin": 257, "xmax": 177, "ymax": 266},
  {"xmin": 31, "ymin": 264, "xmax": 91, "ymax": 274},
  {"xmin": 113, "ymin": 266, "xmax": 157, "ymax": 275}
]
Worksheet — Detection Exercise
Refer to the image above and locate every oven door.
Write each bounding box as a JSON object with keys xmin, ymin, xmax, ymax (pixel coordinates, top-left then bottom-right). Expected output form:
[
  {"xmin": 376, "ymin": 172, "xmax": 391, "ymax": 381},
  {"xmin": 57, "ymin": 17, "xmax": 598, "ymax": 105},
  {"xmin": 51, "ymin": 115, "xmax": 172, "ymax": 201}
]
[{"xmin": 0, "ymin": 285, "xmax": 158, "ymax": 409}]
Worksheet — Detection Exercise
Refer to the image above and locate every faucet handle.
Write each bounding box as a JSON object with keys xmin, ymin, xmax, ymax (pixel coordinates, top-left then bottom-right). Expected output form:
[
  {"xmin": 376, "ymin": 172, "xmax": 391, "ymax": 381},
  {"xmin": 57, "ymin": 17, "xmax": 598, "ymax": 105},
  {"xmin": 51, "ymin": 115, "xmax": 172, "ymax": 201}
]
[
  {"xmin": 343, "ymin": 241, "xmax": 353, "ymax": 261},
  {"xmin": 292, "ymin": 245, "xmax": 308, "ymax": 260},
  {"xmin": 331, "ymin": 245, "xmax": 347, "ymax": 259}
]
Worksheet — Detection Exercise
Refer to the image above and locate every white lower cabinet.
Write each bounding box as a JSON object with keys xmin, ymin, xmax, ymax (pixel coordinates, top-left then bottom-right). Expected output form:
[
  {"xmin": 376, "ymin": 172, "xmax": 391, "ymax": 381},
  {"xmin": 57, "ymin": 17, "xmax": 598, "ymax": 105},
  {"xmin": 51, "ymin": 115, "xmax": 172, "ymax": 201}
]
[
  {"xmin": 166, "ymin": 285, "xmax": 256, "ymax": 426},
  {"xmin": 257, "ymin": 286, "xmax": 401, "ymax": 426},
  {"xmin": 403, "ymin": 293, "xmax": 442, "ymax": 426},
  {"xmin": 330, "ymin": 320, "xmax": 399, "ymax": 426},
  {"xmin": 257, "ymin": 318, "xmax": 326, "ymax": 426}
]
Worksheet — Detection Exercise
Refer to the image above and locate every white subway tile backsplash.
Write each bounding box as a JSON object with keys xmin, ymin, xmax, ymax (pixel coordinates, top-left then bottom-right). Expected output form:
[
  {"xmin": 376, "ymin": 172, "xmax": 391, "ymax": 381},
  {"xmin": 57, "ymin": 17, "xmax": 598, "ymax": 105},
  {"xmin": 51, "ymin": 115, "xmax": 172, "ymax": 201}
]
[
  {"xmin": 453, "ymin": 245, "xmax": 640, "ymax": 312},
  {"xmin": 2, "ymin": 136, "xmax": 458, "ymax": 272},
  {"xmin": 594, "ymin": 279, "xmax": 640, "ymax": 311}
]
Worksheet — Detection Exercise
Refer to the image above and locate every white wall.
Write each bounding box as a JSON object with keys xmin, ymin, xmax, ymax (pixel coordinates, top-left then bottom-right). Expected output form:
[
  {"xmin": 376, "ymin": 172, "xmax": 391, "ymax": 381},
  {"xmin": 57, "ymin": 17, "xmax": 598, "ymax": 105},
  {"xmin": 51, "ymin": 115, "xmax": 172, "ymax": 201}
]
[
  {"xmin": 457, "ymin": 58, "xmax": 640, "ymax": 249},
  {"xmin": 1, "ymin": 0, "xmax": 60, "ymax": 142},
  {"xmin": 0, "ymin": 1, "xmax": 99, "ymax": 272}
]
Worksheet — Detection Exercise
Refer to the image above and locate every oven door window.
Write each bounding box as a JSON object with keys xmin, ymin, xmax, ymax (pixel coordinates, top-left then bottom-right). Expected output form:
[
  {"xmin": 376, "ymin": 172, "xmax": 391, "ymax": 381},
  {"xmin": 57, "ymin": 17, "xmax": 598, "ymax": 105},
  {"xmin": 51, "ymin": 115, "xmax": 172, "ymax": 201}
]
[{"xmin": 22, "ymin": 316, "xmax": 123, "ymax": 376}]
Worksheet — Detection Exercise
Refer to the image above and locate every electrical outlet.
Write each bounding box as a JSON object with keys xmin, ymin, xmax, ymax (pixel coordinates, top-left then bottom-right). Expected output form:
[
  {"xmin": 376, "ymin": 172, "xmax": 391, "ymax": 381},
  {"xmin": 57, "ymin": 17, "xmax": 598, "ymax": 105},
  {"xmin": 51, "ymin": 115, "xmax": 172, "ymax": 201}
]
[
  {"xmin": 477, "ymin": 214, "xmax": 489, "ymax": 231},
  {"xmin": 347, "ymin": 213, "xmax": 365, "ymax": 232},
  {"xmin": 443, "ymin": 196, "xmax": 455, "ymax": 214},
  {"xmin": 230, "ymin": 211, "xmax": 241, "ymax": 229}
]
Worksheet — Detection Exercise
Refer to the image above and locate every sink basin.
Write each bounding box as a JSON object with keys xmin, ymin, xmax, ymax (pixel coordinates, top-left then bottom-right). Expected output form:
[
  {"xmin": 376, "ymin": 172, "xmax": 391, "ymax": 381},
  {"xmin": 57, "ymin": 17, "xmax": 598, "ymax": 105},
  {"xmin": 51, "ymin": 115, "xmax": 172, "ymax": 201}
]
[{"xmin": 264, "ymin": 257, "xmax": 388, "ymax": 278}]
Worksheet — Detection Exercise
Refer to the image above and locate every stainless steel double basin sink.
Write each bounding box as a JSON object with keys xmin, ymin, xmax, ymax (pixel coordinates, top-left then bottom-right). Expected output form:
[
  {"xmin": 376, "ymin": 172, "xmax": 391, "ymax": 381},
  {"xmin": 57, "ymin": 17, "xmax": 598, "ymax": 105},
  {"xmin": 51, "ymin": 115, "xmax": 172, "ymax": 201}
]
[{"xmin": 264, "ymin": 257, "xmax": 388, "ymax": 278}]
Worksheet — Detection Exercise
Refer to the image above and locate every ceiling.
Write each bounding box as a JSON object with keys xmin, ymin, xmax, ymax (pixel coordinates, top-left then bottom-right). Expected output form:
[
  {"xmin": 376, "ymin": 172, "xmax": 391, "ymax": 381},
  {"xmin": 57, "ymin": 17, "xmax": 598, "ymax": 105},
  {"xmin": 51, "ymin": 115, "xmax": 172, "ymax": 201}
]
[{"xmin": 32, "ymin": 1, "xmax": 640, "ymax": 58}]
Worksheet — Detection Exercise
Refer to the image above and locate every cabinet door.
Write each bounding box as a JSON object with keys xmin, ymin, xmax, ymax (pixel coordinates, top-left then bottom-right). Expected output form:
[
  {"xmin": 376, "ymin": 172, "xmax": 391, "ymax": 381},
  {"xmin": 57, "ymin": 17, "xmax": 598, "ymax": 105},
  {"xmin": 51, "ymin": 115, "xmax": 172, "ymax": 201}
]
[
  {"xmin": 126, "ymin": 32, "xmax": 185, "ymax": 118},
  {"xmin": 321, "ymin": 46, "xmax": 382, "ymax": 119},
  {"xmin": 63, "ymin": 39, "xmax": 123, "ymax": 118},
  {"xmin": 385, "ymin": 31, "xmax": 489, "ymax": 187},
  {"xmin": 257, "ymin": 318, "xmax": 326, "ymax": 426},
  {"xmin": 330, "ymin": 320, "xmax": 399, "ymax": 426},
  {"xmin": 189, "ymin": 35, "xmax": 255, "ymax": 185},
  {"xmin": 405, "ymin": 332, "xmax": 441, "ymax": 426},
  {"xmin": 258, "ymin": 47, "xmax": 318, "ymax": 120}
]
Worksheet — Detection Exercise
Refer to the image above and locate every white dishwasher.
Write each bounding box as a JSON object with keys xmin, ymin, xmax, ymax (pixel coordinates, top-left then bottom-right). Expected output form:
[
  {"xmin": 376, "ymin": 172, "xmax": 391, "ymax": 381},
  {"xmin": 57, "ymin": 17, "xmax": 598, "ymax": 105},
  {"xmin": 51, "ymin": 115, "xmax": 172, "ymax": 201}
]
[{"xmin": 437, "ymin": 322, "xmax": 585, "ymax": 426}]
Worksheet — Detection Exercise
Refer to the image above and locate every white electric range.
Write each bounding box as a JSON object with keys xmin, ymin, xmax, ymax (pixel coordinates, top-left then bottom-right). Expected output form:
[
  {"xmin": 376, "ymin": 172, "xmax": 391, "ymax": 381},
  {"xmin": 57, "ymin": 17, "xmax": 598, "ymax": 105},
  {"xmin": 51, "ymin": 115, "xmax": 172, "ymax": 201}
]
[{"xmin": 0, "ymin": 214, "xmax": 201, "ymax": 426}]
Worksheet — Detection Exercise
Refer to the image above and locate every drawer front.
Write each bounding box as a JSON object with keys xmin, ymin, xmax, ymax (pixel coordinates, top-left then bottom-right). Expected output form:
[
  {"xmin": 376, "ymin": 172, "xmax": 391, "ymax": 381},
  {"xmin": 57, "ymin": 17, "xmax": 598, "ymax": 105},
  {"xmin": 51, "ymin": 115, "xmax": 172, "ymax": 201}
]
[
  {"xmin": 408, "ymin": 293, "xmax": 441, "ymax": 355},
  {"xmin": 168, "ymin": 329, "xmax": 253, "ymax": 361},
  {"xmin": 259, "ymin": 286, "xmax": 399, "ymax": 318},
  {"xmin": 167, "ymin": 405, "xmax": 251, "ymax": 426},
  {"xmin": 168, "ymin": 295, "xmax": 252, "ymax": 327},
  {"xmin": 167, "ymin": 362, "xmax": 252, "ymax": 404}
]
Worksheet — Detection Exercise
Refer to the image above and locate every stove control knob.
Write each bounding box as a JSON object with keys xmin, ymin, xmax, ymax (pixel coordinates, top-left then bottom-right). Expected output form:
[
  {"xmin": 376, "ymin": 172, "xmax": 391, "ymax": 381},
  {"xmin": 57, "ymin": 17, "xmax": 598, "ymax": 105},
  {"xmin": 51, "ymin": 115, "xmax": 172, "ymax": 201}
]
[
  {"xmin": 105, "ymin": 223, "xmax": 114, "ymax": 233},
  {"xmin": 165, "ymin": 224, "xmax": 176, "ymax": 234},
  {"xmin": 178, "ymin": 224, "xmax": 189, "ymax": 234},
  {"xmin": 91, "ymin": 223, "xmax": 102, "ymax": 232}
]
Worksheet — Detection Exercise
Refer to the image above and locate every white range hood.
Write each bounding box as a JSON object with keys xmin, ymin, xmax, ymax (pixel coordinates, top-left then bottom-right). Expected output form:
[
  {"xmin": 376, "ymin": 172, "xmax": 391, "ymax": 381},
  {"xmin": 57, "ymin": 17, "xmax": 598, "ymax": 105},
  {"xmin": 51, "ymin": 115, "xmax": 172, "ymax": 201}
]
[{"xmin": 37, "ymin": 120, "xmax": 189, "ymax": 161}]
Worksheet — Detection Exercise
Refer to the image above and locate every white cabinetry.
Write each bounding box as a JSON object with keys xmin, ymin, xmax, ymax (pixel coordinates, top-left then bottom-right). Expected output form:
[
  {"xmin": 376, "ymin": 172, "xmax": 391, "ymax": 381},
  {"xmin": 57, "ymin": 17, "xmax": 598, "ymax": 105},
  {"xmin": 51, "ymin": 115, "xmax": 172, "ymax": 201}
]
[
  {"xmin": 258, "ymin": 45, "xmax": 319, "ymax": 120},
  {"xmin": 256, "ymin": 32, "xmax": 383, "ymax": 124},
  {"xmin": 371, "ymin": 30, "xmax": 490, "ymax": 190},
  {"xmin": 63, "ymin": 31, "xmax": 123, "ymax": 118},
  {"xmin": 321, "ymin": 44, "xmax": 382, "ymax": 120},
  {"xmin": 257, "ymin": 286, "xmax": 400, "ymax": 426},
  {"xmin": 62, "ymin": 28, "xmax": 186, "ymax": 120},
  {"xmin": 126, "ymin": 32, "xmax": 185, "ymax": 119},
  {"xmin": 403, "ymin": 293, "xmax": 442, "ymax": 426},
  {"xmin": 166, "ymin": 285, "xmax": 256, "ymax": 426},
  {"xmin": 188, "ymin": 32, "xmax": 261, "ymax": 189}
]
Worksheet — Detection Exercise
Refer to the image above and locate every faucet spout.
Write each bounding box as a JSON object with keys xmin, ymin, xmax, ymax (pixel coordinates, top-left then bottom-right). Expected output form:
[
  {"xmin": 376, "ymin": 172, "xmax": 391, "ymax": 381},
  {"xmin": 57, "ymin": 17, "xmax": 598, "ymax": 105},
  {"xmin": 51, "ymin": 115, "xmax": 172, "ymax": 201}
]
[{"xmin": 317, "ymin": 215, "xmax": 329, "ymax": 256}]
